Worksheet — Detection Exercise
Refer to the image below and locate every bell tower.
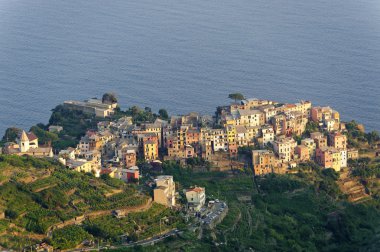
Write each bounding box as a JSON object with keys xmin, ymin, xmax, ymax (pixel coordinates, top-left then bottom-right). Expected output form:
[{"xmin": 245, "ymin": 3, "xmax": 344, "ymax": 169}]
[{"xmin": 20, "ymin": 131, "xmax": 30, "ymax": 152}]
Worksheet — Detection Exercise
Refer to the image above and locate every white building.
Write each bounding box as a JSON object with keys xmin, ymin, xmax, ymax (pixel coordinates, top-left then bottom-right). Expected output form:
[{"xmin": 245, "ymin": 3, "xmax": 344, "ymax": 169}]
[
  {"xmin": 235, "ymin": 109, "xmax": 264, "ymax": 127},
  {"xmin": 64, "ymin": 98, "xmax": 117, "ymax": 118},
  {"xmin": 3, "ymin": 131, "xmax": 53, "ymax": 158},
  {"xmin": 340, "ymin": 149, "xmax": 347, "ymax": 168},
  {"xmin": 273, "ymin": 137, "xmax": 297, "ymax": 162},
  {"xmin": 186, "ymin": 187, "xmax": 206, "ymax": 211},
  {"xmin": 58, "ymin": 147, "xmax": 77, "ymax": 160},
  {"xmin": 261, "ymin": 125, "xmax": 274, "ymax": 146}
]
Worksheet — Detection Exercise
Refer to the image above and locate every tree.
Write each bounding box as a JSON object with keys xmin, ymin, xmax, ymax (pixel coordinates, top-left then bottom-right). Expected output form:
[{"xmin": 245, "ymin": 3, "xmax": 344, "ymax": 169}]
[
  {"xmin": 2, "ymin": 127, "xmax": 22, "ymax": 142},
  {"xmin": 366, "ymin": 131, "xmax": 380, "ymax": 145},
  {"xmin": 158, "ymin": 109, "xmax": 169, "ymax": 120},
  {"xmin": 304, "ymin": 121, "xmax": 319, "ymax": 136},
  {"xmin": 130, "ymin": 106, "xmax": 141, "ymax": 116},
  {"xmin": 30, "ymin": 125, "xmax": 59, "ymax": 144},
  {"xmin": 102, "ymin": 93, "xmax": 118, "ymax": 104},
  {"xmin": 228, "ymin": 93, "xmax": 245, "ymax": 103}
]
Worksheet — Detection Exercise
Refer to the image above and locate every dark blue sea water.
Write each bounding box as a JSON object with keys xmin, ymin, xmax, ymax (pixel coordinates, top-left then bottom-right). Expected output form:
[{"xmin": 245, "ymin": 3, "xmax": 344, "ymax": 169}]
[{"xmin": 1, "ymin": 0, "xmax": 380, "ymax": 136}]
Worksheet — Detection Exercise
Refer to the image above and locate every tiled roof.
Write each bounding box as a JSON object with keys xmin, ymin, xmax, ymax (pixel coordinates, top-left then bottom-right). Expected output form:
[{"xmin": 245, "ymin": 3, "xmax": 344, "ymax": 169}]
[
  {"xmin": 26, "ymin": 132, "xmax": 38, "ymax": 141},
  {"xmin": 187, "ymin": 187, "xmax": 205, "ymax": 193}
]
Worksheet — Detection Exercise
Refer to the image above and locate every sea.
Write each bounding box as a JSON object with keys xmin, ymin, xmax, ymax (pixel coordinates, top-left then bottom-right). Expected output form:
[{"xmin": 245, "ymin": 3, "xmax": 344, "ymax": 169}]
[{"xmin": 1, "ymin": 0, "xmax": 380, "ymax": 137}]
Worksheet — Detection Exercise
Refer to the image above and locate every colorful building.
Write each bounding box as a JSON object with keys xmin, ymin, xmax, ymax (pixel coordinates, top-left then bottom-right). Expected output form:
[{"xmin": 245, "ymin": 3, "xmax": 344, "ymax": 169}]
[{"xmin": 252, "ymin": 150, "xmax": 277, "ymax": 175}]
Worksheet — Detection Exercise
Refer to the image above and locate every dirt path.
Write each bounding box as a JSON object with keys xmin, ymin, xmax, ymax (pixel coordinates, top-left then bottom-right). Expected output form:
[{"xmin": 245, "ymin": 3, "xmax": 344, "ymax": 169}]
[
  {"xmin": 247, "ymin": 208, "xmax": 252, "ymax": 236},
  {"xmin": 338, "ymin": 169, "xmax": 370, "ymax": 202},
  {"xmin": 104, "ymin": 189, "xmax": 123, "ymax": 197},
  {"xmin": 11, "ymin": 231, "xmax": 46, "ymax": 240}
]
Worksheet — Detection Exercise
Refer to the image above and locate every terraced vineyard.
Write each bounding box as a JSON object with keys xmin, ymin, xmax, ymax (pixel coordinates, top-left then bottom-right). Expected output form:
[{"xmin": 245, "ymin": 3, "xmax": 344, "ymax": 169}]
[{"xmin": 0, "ymin": 155, "xmax": 148, "ymax": 249}]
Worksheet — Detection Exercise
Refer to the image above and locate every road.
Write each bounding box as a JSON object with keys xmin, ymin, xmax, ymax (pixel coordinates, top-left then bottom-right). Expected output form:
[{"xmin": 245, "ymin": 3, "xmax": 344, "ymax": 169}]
[
  {"xmin": 201, "ymin": 201, "xmax": 228, "ymax": 227},
  {"xmin": 68, "ymin": 229, "xmax": 180, "ymax": 251}
]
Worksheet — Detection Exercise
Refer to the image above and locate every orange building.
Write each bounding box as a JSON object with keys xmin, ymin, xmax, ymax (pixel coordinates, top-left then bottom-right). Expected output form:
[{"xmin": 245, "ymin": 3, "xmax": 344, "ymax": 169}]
[
  {"xmin": 252, "ymin": 150, "xmax": 277, "ymax": 176},
  {"xmin": 316, "ymin": 147, "xmax": 333, "ymax": 169},
  {"xmin": 89, "ymin": 135, "xmax": 103, "ymax": 151},
  {"xmin": 186, "ymin": 129, "xmax": 201, "ymax": 145},
  {"xmin": 329, "ymin": 132, "xmax": 347, "ymax": 149},
  {"xmin": 228, "ymin": 142, "xmax": 238, "ymax": 158},
  {"xmin": 295, "ymin": 145, "xmax": 310, "ymax": 162},
  {"xmin": 167, "ymin": 144, "xmax": 196, "ymax": 160}
]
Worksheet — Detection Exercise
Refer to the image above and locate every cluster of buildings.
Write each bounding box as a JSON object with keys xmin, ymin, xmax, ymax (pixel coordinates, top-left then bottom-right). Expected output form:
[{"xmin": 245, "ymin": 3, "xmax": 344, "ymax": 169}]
[
  {"xmin": 2, "ymin": 96, "xmax": 360, "ymax": 185},
  {"xmin": 250, "ymin": 103, "xmax": 359, "ymax": 175},
  {"xmin": 252, "ymin": 132, "xmax": 358, "ymax": 175}
]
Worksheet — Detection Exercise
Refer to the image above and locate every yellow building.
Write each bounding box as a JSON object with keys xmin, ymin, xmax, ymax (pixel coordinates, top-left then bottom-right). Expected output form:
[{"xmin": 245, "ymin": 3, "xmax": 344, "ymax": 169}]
[
  {"xmin": 66, "ymin": 159, "xmax": 93, "ymax": 173},
  {"xmin": 143, "ymin": 138, "xmax": 159, "ymax": 161},
  {"xmin": 332, "ymin": 111, "xmax": 340, "ymax": 123},
  {"xmin": 177, "ymin": 125, "xmax": 189, "ymax": 149},
  {"xmin": 226, "ymin": 125, "xmax": 237, "ymax": 144},
  {"xmin": 347, "ymin": 149, "xmax": 359, "ymax": 160},
  {"xmin": 331, "ymin": 149, "xmax": 342, "ymax": 172}
]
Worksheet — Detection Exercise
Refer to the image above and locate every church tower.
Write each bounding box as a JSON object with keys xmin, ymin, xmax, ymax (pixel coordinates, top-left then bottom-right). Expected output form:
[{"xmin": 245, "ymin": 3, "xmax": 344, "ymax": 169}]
[{"xmin": 20, "ymin": 131, "xmax": 30, "ymax": 152}]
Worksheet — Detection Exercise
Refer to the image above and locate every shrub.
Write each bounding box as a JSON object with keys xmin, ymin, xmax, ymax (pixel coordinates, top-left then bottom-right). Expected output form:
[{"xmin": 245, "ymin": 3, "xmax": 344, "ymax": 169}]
[{"xmin": 51, "ymin": 225, "xmax": 91, "ymax": 249}]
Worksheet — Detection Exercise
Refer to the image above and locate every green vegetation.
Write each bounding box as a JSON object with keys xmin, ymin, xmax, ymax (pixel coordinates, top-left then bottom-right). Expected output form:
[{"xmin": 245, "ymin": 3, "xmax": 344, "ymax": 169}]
[
  {"xmin": 48, "ymin": 104, "xmax": 97, "ymax": 145},
  {"xmin": 228, "ymin": 93, "xmax": 245, "ymax": 103},
  {"xmin": 1, "ymin": 127, "xmax": 22, "ymax": 143},
  {"xmin": 303, "ymin": 121, "xmax": 319, "ymax": 137},
  {"xmin": 83, "ymin": 203, "xmax": 184, "ymax": 243},
  {"xmin": 30, "ymin": 125, "xmax": 58, "ymax": 143},
  {"xmin": 0, "ymin": 155, "xmax": 146, "ymax": 250},
  {"xmin": 102, "ymin": 92, "xmax": 118, "ymax": 104},
  {"xmin": 186, "ymin": 157, "xmax": 212, "ymax": 170},
  {"xmin": 350, "ymin": 157, "xmax": 380, "ymax": 179},
  {"xmin": 158, "ymin": 109, "xmax": 169, "ymax": 120},
  {"xmin": 133, "ymin": 161, "xmax": 380, "ymax": 251},
  {"xmin": 51, "ymin": 225, "xmax": 92, "ymax": 249},
  {"xmin": 345, "ymin": 120, "xmax": 380, "ymax": 148}
]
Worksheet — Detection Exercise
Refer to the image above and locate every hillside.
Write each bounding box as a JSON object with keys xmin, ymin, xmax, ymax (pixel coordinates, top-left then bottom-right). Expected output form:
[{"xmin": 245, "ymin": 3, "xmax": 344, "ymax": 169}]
[
  {"xmin": 110, "ymin": 161, "xmax": 380, "ymax": 252},
  {"xmin": 0, "ymin": 155, "xmax": 149, "ymax": 250}
]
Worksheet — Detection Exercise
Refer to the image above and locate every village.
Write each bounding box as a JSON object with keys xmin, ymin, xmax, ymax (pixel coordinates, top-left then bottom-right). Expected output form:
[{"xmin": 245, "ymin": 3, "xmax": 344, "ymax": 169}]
[
  {"xmin": 1, "ymin": 94, "xmax": 362, "ymax": 207},
  {"xmin": 1, "ymin": 93, "xmax": 378, "ymax": 251}
]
